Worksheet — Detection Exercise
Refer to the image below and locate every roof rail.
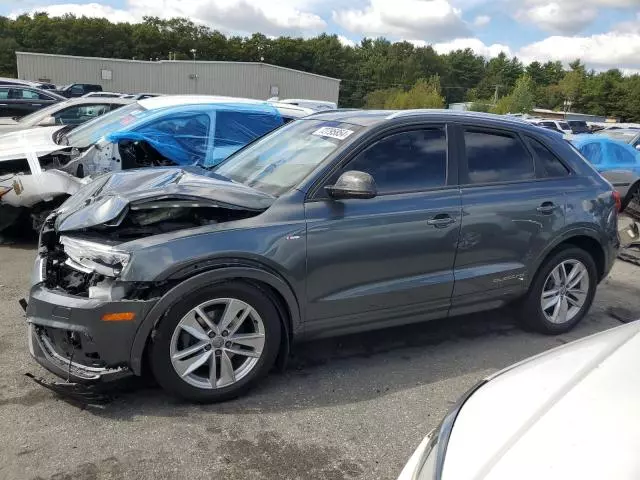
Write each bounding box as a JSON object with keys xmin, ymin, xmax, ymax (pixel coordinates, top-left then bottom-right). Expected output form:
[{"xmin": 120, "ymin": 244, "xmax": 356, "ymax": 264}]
[{"xmin": 386, "ymin": 109, "xmax": 533, "ymax": 124}]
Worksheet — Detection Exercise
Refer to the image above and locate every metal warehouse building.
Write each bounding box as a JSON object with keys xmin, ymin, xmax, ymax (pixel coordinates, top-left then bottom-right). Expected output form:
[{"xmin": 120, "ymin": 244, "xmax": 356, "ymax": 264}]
[{"xmin": 16, "ymin": 51, "xmax": 340, "ymax": 103}]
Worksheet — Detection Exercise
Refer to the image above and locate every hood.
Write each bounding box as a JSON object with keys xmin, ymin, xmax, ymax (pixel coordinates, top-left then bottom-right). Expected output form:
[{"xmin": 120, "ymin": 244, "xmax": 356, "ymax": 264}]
[
  {"xmin": 0, "ymin": 126, "xmax": 65, "ymax": 162},
  {"xmin": 54, "ymin": 167, "xmax": 276, "ymax": 232},
  {"xmin": 0, "ymin": 118, "xmax": 18, "ymax": 126},
  {"xmin": 442, "ymin": 320, "xmax": 640, "ymax": 480}
]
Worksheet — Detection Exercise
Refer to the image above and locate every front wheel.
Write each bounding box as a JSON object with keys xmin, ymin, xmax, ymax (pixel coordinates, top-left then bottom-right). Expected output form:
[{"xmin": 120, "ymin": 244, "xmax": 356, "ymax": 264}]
[
  {"xmin": 520, "ymin": 247, "xmax": 597, "ymax": 334},
  {"xmin": 149, "ymin": 281, "xmax": 282, "ymax": 403}
]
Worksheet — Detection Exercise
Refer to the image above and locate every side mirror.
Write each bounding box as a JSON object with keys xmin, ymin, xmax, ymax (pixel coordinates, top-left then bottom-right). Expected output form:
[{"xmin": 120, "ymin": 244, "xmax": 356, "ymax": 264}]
[
  {"xmin": 38, "ymin": 116, "xmax": 56, "ymax": 127},
  {"xmin": 325, "ymin": 170, "xmax": 377, "ymax": 200}
]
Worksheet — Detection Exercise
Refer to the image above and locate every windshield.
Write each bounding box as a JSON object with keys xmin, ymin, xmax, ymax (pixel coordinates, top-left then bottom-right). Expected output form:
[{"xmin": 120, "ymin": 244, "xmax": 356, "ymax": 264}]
[
  {"xmin": 213, "ymin": 119, "xmax": 362, "ymax": 197},
  {"xmin": 64, "ymin": 102, "xmax": 146, "ymax": 147},
  {"xmin": 18, "ymin": 100, "xmax": 72, "ymax": 125},
  {"xmin": 559, "ymin": 122, "xmax": 570, "ymax": 130}
]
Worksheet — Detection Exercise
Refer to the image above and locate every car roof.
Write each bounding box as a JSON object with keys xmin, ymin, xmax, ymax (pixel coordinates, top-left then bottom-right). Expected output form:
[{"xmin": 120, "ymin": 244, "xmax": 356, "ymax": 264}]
[
  {"xmin": 59, "ymin": 97, "xmax": 134, "ymax": 106},
  {"xmin": 308, "ymin": 109, "xmax": 546, "ymax": 131},
  {"xmin": 139, "ymin": 95, "xmax": 311, "ymax": 118},
  {"xmin": 139, "ymin": 95, "xmax": 269, "ymax": 110}
]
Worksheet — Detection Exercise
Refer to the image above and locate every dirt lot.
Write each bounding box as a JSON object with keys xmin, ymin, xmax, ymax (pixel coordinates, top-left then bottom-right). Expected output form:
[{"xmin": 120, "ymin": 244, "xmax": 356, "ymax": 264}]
[{"xmin": 0, "ymin": 240, "xmax": 637, "ymax": 480}]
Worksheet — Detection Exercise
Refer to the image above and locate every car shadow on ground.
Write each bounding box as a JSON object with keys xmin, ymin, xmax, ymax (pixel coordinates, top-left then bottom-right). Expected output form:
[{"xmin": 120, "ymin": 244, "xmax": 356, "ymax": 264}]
[{"xmin": 80, "ymin": 304, "xmax": 627, "ymax": 421}]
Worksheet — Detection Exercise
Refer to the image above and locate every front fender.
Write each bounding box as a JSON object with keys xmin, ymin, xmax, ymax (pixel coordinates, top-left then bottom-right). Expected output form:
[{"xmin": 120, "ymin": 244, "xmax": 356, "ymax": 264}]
[{"xmin": 129, "ymin": 266, "xmax": 302, "ymax": 375}]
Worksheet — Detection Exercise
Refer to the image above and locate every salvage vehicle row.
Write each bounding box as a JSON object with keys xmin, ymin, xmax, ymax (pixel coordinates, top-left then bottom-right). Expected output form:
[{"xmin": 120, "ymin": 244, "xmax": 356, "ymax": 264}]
[{"xmin": 0, "ymin": 95, "xmax": 312, "ymax": 232}]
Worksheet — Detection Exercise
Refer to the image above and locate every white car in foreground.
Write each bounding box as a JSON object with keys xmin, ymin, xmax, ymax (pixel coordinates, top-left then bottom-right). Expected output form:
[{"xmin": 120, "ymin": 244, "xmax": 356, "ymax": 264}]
[{"xmin": 399, "ymin": 320, "xmax": 640, "ymax": 480}]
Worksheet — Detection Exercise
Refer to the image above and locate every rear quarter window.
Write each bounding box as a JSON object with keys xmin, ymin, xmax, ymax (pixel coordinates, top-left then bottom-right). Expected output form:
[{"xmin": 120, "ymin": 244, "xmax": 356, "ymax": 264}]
[{"xmin": 525, "ymin": 137, "xmax": 570, "ymax": 178}]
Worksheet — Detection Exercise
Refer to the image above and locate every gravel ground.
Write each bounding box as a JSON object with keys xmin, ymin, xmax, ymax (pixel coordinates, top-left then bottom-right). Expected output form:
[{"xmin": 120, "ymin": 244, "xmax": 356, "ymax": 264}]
[{"xmin": 0, "ymin": 240, "xmax": 637, "ymax": 480}]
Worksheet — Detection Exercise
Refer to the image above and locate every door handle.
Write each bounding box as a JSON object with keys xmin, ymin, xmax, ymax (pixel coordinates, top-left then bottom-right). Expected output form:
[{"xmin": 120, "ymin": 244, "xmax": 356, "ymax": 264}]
[
  {"xmin": 427, "ymin": 214, "xmax": 455, "ymax": 228},
  {"xmin": 536, "ymin": 202, "xmax": 557, "ymax": 214}
]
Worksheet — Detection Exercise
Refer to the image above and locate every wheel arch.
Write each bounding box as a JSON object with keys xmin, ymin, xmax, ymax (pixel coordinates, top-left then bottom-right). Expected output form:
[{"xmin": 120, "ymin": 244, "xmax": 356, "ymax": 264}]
[
  {"xmin": 129, "ymin": 266, "xmax": 302, "ymax": 376},
  {"xmin": 531, "ymin": 230, "xmax": 606, "ymax": 287}
]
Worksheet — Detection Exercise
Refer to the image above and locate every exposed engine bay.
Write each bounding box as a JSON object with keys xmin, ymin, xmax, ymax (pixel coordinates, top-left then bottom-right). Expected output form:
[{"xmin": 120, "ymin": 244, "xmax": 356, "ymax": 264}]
[
  {"xmin": 36, "ymin": 166, "xmax": 273, "ymax": 298},
  {"xmin": 86, "ymin": 199, "xmax": 259, "ymax": 241}
]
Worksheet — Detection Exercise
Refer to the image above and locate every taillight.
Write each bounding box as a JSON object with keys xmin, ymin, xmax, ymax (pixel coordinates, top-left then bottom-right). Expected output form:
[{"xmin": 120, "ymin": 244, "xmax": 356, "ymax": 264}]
[{"xmin": 613, "ymin": 191, "xmax": 622, "ymax": 212}]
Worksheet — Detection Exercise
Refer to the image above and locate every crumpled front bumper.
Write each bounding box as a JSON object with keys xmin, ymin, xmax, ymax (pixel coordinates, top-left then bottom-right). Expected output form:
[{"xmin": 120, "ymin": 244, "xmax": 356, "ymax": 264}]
[{"xmin": 26, "ymin": 283, "xmax": 157, "ymax": 383}]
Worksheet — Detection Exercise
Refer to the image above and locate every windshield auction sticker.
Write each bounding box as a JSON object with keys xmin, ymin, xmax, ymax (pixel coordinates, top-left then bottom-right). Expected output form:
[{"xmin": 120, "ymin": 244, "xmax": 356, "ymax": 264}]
[{"xmin": 312, "ymin": 127, "xmax": 354, "ymax": 140}]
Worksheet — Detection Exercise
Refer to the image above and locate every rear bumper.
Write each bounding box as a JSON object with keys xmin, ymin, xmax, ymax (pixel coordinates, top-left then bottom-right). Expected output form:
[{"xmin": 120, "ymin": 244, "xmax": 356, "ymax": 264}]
[{"xmin": 26, "ymin": 283, "xmax": 157, "ymax": 382}]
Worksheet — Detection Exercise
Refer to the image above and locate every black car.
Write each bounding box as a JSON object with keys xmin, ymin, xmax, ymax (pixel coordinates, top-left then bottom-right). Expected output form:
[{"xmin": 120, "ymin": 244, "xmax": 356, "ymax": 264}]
[
  {"xmin": 0, "ymin": 85, "xmax": 65, "ymax": 117},
  {"xmin": 568, "ymin": 120, "xmax": 591, "ymax": 134},
  {"xmin": 25, "ymin": 110, "xmax": 620, "ymax": 402},
  {"xmin": 54, "ymin": 83, "xmax": 103, "ymax": 98}
]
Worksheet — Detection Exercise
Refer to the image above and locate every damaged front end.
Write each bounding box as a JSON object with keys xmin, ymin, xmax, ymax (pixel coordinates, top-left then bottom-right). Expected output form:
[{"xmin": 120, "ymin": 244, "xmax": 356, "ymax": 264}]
[{"xmin": 25, "ymin": 167, "xmax": 273, "ymax": 382}]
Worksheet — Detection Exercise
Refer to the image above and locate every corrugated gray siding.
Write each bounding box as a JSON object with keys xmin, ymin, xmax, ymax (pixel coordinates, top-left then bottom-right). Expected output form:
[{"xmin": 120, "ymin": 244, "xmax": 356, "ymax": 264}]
[{"xmin": 16, "ymin": 52, "xmax": 340, "ymax": 103}]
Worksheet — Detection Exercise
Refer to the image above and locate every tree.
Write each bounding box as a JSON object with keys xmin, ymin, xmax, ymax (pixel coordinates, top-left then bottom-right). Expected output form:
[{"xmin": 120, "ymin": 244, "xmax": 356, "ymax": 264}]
[
  {"xmin": 509, "ymin": 74, "xmax": 535, "ymax": 113},
  {"xmin": 365, "ymin": 76, "xmax": 445, "ymax": 109},
  {"xmin": 469, "ymin": 101, "xmax": 492, "ymax": 112},
  {"xmin": 559, "ymin": 70, "xmax": 585, "ymax": 109}
]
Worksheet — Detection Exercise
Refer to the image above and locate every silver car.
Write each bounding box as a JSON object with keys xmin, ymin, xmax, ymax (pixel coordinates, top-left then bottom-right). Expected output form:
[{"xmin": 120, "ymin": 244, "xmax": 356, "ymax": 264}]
[
  {"xmin": 399, "ymin": 320, "xmax": 640, "ymax": 480},
  {"xmin": 0, "ymin": 97, "xmax": 132, "ymax": 135}
]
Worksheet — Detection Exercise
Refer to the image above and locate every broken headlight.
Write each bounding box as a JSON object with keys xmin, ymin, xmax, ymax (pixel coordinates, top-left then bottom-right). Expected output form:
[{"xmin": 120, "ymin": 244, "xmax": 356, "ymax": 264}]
[{"xmin": 60, "ymin": 236, "xmax": 130, "ymax": 277}]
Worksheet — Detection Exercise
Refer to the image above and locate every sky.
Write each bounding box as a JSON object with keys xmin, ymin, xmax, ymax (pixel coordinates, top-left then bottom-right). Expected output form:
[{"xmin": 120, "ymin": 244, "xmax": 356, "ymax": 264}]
[{"xmin": 5, "ymin": 0, "xmax": 640, "ymax": 71}]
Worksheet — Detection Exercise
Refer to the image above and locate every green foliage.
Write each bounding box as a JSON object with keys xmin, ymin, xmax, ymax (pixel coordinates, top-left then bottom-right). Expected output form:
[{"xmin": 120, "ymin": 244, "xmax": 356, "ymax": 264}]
[
  {"xmin": 468, "ymin": 101, "xmax": 492, "ymax": 112},
  {"xmin": 491, "ymin": 96, "xmax": 514, "ymax": 115},
  {"xmin": 1, "ymin": 14, "xmax": 640, "ymax": 120},
  {"xmin": 365, "ymin": 76, "xmax": 445, "ymax": 109},
  {"xmin": 509, "ymin": 74, "xmax": 535, "ymax": 113}
]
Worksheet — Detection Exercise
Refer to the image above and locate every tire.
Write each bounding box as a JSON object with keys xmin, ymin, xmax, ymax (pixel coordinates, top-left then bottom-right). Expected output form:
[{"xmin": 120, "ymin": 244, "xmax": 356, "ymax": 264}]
[
  {"xmin": 520, "ymin": 246, "xmax": 597, "ymax": 334},
  {"xmin": 149, "ymin": 281, "xmax": 282, "ymax": 403}
]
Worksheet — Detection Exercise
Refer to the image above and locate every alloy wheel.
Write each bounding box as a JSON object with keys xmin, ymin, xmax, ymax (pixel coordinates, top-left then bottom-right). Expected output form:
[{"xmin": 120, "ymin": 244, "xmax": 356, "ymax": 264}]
[
  {"xmin": 540, "ymin": 259, "xmax": 590, "ymax": 324},
  {"xmin": 169, "ymin": 298, "xmax": 266, "ymax": 389}
]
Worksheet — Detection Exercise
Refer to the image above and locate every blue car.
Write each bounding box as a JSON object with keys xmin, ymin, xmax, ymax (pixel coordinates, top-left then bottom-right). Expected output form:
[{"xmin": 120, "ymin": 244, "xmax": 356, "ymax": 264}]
[{"xmin": 572, "ymin": 135, "xmax": 640, "ymax": 175}]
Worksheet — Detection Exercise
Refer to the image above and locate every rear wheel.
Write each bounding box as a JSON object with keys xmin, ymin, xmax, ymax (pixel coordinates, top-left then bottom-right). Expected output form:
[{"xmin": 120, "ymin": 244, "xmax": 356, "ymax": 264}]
[
  {"xmin": 149, "ymin": 281, "xmax": 282, "ymax": 402},
  {"xmin": 521, "ymin": 247, "xmax": 597, "ymax": 334}
]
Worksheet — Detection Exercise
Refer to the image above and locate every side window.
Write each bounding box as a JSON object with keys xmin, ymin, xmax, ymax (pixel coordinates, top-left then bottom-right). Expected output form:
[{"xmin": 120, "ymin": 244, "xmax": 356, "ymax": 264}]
[
  {"xmin": 135, "ymin": 113, "xmax": 211, "ymax": 164},
  {"xmin": 343, "ymin": 129, "xmax": 447, "ymax": 194},
  {"xmin": 53, "ymin": 104, "xmax": 110, "ymax": 125},
  {"xmin": 214, "ymin": 111, "xmax": 283, "ymax": 147},
  {"xmin": 70, "ymin": 85, "xmax": 84, "ymax": 95},
  {"xmin": 608, "ymin": 143, "xmax": 636, "ymax": 165},
  {"xmin": 525, "ymin": 137, "xmax": 570, "ymax": 178},
  {"xmin": 464, "ymin": 129, "xmax": 534, "ymax": 184},
  {"xmin": 579, "ymin": 143, "xmax": 603, "ymax": 165},
  {"xmin": 0, "ymin": 88, "xmax": 8, "ymax": 99},
  {"xmin": 20, "ymin": 89, "xmax": 41, "ymax": 99}
]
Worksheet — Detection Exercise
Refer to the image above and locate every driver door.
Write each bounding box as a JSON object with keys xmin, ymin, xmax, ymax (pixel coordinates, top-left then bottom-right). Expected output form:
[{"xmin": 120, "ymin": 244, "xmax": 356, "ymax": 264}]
[{"xmin": 303, "ymin": 125, "xmax": 461, "ymax": 336}]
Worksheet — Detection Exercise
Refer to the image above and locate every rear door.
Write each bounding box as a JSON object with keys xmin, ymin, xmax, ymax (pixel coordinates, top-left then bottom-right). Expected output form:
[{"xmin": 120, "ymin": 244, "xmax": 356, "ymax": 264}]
[
  {"xmin": 304, "ymin": 124, "xmax": 462, "ymax": 334},
  {"xmin": 450, "ymin": 125, "xmax": 568, "ymax": 316}
]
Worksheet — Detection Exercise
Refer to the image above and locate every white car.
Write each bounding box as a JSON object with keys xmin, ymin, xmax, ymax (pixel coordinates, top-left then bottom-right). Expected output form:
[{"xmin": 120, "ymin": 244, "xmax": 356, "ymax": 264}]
[
  {"xmin": 0, "ymin": 95, "xmax": 313, "ymax": 231},
  {"xmin": 398, "ymin": 320, "xmax": 640, "ymax": 480},
  {"xmin": 531, "ymin": 119, "xmax": 572, "ymax": 134},
  {"xmin": 0, "ymin": 97, "xmax": 132, "ymax": 135},
  {"xmin": 268, "ymin": 97, "xmax": 337, "ymax": 111},
  {"xmin": 81, "ymin": 91, "xmax": 126, "ymax": 98}
]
